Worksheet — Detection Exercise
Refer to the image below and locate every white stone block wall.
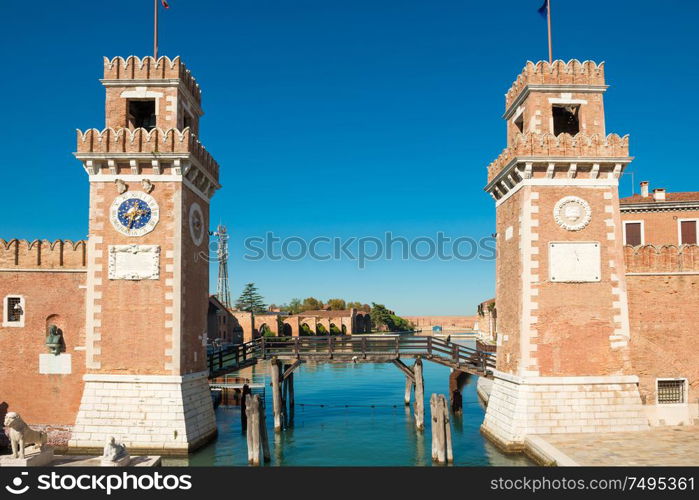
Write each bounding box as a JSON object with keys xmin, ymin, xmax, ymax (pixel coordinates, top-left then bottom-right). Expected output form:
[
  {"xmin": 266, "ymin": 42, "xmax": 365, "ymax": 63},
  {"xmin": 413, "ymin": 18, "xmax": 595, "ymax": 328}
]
[
  {"xmin": 482, "ymin": 371, "xmax": 649, "ymax": 448},
  {"xmin": 69, "ymin": 371, "xmax": 216, "ymax": 452}
]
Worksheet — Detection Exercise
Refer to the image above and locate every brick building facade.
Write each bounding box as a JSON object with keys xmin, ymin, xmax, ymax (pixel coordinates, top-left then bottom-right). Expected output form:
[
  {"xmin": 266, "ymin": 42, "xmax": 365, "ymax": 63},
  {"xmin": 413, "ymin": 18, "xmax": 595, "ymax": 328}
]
[
  {"xmin": 480, "ymin": 60, "xmax": 699, "ymax": 451},
  {"xmin": 1, "ymin": 56, "xmax": 221, "ymax": 454}
]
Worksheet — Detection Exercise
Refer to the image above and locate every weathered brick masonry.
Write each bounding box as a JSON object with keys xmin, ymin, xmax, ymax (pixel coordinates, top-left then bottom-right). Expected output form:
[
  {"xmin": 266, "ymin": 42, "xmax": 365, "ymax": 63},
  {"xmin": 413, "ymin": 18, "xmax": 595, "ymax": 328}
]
[
  {"xmin": 1, "ymin": 56, "xmax": 221, "ymax": 454},
  {"xmin": 481, "ymin": 60, "xmax": 647, "ymax": 451}
]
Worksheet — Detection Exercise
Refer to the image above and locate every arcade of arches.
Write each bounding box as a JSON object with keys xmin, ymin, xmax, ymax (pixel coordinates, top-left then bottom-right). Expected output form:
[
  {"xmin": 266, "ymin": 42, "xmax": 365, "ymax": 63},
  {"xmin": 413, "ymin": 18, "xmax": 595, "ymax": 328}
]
[{"xmin": 207, "ymin": 298, "xmax": 372, "ymax": 343}]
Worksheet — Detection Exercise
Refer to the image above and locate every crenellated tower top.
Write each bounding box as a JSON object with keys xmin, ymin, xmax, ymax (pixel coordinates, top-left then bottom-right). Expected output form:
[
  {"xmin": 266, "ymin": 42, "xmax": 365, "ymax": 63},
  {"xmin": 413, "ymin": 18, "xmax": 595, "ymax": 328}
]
[
  {"xmin": 505, "ymin": 60, "xmax": 606, "ymax": 110},
  {"xmin": 103, "ymin": 56, "xmax": 201, "ymax": 104},
  {"xmin": 485, "ymin": 60, "xmax": 630, "ymax": 202},
  {"xmin": 503, "ymin": 60, "xmax": 609, "ymax": 148},
  {"xmin": 75, "ymin": 56, "xmax": 220, "ymax": 199},
  {"xmin": 100, "ymin": 55, "xmax": 203, "ymax": 136}
]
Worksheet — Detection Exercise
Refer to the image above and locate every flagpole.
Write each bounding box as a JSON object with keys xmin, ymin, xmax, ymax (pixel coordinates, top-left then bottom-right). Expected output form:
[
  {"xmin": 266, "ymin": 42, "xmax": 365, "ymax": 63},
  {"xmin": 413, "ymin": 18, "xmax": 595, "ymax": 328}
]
[
  {"xmin": 547, "ymin": 0, "xmax": 553, "ymax": 63},
  {"xmin": 154, "ymin": 0, "xmax": 159, "ymax": 60}
]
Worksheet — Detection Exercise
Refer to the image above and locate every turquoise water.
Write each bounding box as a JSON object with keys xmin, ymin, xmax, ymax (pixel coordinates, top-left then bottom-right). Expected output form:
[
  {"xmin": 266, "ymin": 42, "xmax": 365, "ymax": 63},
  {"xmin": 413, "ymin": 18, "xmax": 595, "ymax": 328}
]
[{"xmin": 186, "ymin": 340, "xmax": 531, "ymax": 466}]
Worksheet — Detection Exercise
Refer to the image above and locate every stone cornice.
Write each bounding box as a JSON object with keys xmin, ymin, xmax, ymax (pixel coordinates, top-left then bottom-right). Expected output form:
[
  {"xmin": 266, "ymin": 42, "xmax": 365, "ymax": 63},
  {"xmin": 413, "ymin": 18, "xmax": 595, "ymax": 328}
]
[
  {"xmin": 484, "ymin": 156, "xmax": 632, "ymax": 196},
  {"xmin": 619, "ymin": 201, "xmax": 699, "ymax": 213},
  {"xmin": 74, "ymin": 153, "xmax": 221, "ymax": 201},
  {"xmin": 75, "ymin": 127, "xmax": 219, "ymax": 185}
]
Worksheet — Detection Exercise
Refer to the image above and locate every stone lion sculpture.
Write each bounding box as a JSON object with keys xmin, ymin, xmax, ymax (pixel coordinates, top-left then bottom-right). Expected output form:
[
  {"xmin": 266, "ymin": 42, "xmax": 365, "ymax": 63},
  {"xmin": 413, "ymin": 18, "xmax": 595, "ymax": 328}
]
[
  {"xmin": 102, "ymin": 437, "xmax": 129, "ymax": 464},
  {"xmin": 3, "ymin": 412, "xmax": 47, "ymax": 459}
]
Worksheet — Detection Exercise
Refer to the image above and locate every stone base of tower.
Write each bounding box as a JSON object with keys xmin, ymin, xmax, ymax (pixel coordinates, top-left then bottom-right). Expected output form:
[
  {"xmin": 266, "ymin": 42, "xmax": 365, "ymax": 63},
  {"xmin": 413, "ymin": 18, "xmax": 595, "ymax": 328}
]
[
  {"xmin": 68, "ymin": 372, "xmax": 217, "ymax": 456},
  {"xmin": 481, "ymin": 371, "xmax": 649, "ymax": 452}
]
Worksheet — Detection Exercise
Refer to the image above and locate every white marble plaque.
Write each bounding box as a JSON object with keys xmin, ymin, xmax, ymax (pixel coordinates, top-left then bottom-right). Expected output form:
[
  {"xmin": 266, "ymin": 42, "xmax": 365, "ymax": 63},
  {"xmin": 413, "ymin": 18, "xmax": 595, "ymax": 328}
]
[
  {"xmin": 549, "ymin": 242, "xmax": 601, "ymax": 282},
  {"xmin": 39, "ymin": 353, "xmax": 71, "ymax": 374},
  {"xmin": 108, "ymin": 245, "xmax": 160, "ymax": 280}
]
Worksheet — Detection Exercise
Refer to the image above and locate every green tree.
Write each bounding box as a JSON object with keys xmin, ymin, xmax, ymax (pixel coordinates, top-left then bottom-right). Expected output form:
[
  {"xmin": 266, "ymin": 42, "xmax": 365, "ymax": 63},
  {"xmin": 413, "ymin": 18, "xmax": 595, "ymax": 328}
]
[
  {"xmin": 347, "ymin": 301, "xmax": 371, "ymax": 313},
  {"xmin": 300, "ymin": 323, "xmax": 313, "ymax": 336},
  {"xmin": 370, "ymin": 303, "xmax": 392, "ymax": 330},
  {"xmin": 260, "ymin": 324, "xmax": 275, "ymax": 337},
  {"xmin": 326, "ymin": 298, "xmax": 346, "ymax": 310},
  {"xmin": 235, "ymin": 283, "xmax": 267, "ymax": 313},
  {"xmin": 370, "ymin": 302, "xmax": 411, "ymax": 332},
  {"xmin": 288, "ymin": 298, "xmax": 302, "ymax": 314},
  {"xmin": 316, "ymin": 323, "xmax": 328, "ymax": 336},
  {"xmin": 301, "ymin": 297, "xmax": 324, "ymax": 312}
]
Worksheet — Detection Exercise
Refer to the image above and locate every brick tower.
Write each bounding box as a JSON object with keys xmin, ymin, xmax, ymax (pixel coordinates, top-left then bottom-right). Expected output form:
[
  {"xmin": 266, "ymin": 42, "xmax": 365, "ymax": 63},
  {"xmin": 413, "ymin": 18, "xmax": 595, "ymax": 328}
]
[
  {"xmin": 69, "ymin": 56, "xmax": 220, "ymax": 454},
  {"xmin": 481, "ymin": 60, "xmax": 648, "ymax": 451}
]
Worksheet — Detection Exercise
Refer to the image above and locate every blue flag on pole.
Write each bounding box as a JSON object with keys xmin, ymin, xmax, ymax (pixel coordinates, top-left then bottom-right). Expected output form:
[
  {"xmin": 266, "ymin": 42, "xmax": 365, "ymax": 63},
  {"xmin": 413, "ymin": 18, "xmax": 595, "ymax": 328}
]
[{"xmin": 538, "ymin": 0, "xmax": 548, "ymax": 18}]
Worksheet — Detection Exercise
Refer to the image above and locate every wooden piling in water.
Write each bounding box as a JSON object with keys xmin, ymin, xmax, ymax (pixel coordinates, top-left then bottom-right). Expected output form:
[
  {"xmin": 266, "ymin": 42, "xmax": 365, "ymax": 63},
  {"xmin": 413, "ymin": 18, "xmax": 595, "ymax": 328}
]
[
  {"xmin": 241, "ymin": 384, "xmax": 251, "ymax": 431},
  {"xmin": 430, "ymin": 394, "xmax": 439, "ymax": 461},
  {"xmin": 430, "ymin": 393, "xmax": 453, "ymax": 464},
  {"xmin": 282, "ymin": 364, "xmax": 289, "ymax": 416},
  {"xmin": 441, "ymin": 394, "xmax": 453, "ymax": 463},
  {"xmin": 288, "ymin": 372, "xmax": 295, "ymax": 408},
  {"xmin": 245, "ymin": 394, "xmax": 261, "ymax": 465},
  {"xmin": 449, "ymin": 370, "xmax": 463, "ymax": 415},
  {"xmin": 271, "ymin": 358, "xmax": 283, "ymax": 431},
  {"xmin": 404, "ymin": 377, "xmax": 413, "ymax": 405},
  {"xmin": 414, "ymin": 358, "xmax": 424, "ymax": 431},
  {"xmin": 257, "ymin": 394, "xmax": 271, "ymax": 463}
]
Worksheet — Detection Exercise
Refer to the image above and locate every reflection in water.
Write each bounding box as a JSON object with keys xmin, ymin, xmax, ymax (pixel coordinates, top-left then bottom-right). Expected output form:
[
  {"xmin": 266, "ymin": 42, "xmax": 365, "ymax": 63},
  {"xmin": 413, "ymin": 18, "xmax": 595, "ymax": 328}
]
[{"xmin": 179, "ymin": 340, "xmax": 532, "ymax": 466}]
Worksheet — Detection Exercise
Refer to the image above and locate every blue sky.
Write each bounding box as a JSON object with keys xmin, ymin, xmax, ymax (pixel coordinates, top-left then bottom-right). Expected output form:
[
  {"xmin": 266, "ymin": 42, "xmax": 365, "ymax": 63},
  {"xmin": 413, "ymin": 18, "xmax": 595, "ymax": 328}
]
[{"xmin": 1, "ymin": 1, "xmax": 697, "ymax": 315}]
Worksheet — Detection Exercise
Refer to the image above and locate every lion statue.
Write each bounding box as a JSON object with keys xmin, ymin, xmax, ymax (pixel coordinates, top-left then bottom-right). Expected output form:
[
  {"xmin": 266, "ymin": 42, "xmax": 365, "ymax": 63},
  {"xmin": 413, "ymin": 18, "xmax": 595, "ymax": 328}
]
[
  {"xmin": 102, "ymin": 437, "xmax": 129, "ymax": 462},
  {"xmin": 3, "ymin": 412, "xmax": 47, "ymax": 459}
]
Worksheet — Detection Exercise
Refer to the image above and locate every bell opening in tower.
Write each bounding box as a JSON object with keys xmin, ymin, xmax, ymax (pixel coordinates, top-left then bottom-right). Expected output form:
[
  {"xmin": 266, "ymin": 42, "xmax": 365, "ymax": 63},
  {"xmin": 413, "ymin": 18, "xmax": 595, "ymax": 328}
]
[
  {"xmin": 552, "ymin": 104, "xmax": 580, "ymax": 136},
  {"xmin": 127, "ymin": 99, "xmax": 157, "ymax": 130},
  {"xmin": 514, "ymin": 113, "xmax": 524, "ymax": 134}
]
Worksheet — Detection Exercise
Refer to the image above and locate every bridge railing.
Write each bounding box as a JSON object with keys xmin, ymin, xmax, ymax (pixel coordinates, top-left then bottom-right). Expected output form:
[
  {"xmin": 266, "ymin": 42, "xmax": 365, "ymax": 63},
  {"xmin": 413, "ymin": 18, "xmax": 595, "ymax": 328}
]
[
  {"xmin": 207, "ymin": 336, "xmax": 496, "ymax": 377},
  {"xmin": 208, "ymin": 338, "xmax": 261, "ymax": 376},
  {"xmin": 258, "ymin": 335, "xmax": 496, "ymax": 373}
]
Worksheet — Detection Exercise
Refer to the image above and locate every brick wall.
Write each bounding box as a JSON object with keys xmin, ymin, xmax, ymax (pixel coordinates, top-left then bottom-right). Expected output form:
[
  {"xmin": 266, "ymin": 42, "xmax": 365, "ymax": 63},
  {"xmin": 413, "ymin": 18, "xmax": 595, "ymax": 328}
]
[
  {"xmin": 179, "ymin": 185, "xmax": 210, "ymax": 375},
  {"xmin": 534, "ymin": 186, "xmax": 630, "ymax": 377},
  {"xmin": 625, "ymin": 244, "xmax": 699, "ymax": 404},
  {"xmin": 494, "ymin": 188, "xmax": 524, "ymax": 374},
  {"xmin": 87, "ymin": 181, "xmax": 178, "ymax": 376},
  {"xmin": 0, "ymin": 239, "xmax": 86, "ymax": 269},
  {"xmin": 401, "ymin": 316, "xmax": 478, "ymax": 329},
  {"xmin": 621, "ymin": 210, "xmax": 699, "ymax": 246},
  {"xmin": 0, "ymin": 270, "xmax": 86, "ymax": 429}
]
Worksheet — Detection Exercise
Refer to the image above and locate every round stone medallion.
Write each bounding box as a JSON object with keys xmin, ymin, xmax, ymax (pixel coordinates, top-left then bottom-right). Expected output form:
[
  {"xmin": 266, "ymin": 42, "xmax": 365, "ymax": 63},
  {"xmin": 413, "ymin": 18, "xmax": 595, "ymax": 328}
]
[
  {"xmin": 553, "ymin": 196, "xmax": 592, "ymax": 231},
  {"xmin": 189, "ymin": 202, "xmax": 205, "ymax": 246}
]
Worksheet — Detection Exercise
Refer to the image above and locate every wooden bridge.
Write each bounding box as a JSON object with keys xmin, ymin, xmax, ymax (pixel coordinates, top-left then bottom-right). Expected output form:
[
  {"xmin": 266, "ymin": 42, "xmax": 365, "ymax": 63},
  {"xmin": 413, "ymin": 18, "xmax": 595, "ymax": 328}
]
[
  {"xmin": 208, "ymin": 335, "xmax": 497, "ymax": 436},
  {"xmin": 208, "ymin": 335, "xmax": 495, "ymax": 379}
]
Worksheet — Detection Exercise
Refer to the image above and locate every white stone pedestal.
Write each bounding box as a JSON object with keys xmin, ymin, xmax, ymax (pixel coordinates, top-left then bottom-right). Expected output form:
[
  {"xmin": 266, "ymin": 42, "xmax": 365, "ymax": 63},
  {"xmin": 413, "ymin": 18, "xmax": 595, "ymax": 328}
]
[
  {"xmin": 481, "ymin": 371, "xmax": 649, "ymax": 452},
  {"xmin": 0, "ymin": 447, "xmax": 54, "ymax": 467},
  {"xmin": 69, "ymin": 371, "xmax": 216, "ymax": 454},
  {"xmin": 100, "ymin": 455, "xmax": 131, "ymax": 467}
]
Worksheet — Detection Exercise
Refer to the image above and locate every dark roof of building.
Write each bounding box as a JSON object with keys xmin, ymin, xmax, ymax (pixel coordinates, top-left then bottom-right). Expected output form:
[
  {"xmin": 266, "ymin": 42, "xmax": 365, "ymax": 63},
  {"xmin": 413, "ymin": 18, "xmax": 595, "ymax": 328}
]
[
  {"xmin": 620, "ymin": 192, "xmax": 699, "ymax": 204},
  {"xmin": 294, "ymin": 310, "xmax": 356, "ymax": 318}
]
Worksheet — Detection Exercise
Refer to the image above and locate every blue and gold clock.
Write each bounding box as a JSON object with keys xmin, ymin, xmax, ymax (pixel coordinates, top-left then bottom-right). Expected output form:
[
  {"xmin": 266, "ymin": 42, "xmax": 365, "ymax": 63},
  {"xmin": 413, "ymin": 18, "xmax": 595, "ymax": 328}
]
[{"xmin": 109, "ymin": 191, "xmax": 160, "ymax": 237}]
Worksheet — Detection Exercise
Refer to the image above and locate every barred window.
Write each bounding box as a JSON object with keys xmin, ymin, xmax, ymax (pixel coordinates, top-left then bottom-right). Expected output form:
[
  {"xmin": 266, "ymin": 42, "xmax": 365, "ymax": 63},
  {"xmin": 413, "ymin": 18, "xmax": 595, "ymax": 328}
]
[
  {"xmin": 6, "ymin": 297, "xmax": 22, "ymax": 322},
  {"xmin": 657, "ymin": 379, "xmax": 685, "ymax": 404}
]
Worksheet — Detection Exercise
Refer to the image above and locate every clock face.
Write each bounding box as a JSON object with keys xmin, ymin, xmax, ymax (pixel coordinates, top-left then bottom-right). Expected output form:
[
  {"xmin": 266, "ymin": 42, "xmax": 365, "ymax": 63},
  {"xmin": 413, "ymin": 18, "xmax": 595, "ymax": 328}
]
[
  {"xmin": 110, "ymin": 192, "xmax": 160, "ymax": 236},
  {"xmin": 189, "ymin": 202, "xmax": 205, "ymax": 246},
  {"xmin": 553, "ymin": 196, "xmax": 592, "ymax": 231}
]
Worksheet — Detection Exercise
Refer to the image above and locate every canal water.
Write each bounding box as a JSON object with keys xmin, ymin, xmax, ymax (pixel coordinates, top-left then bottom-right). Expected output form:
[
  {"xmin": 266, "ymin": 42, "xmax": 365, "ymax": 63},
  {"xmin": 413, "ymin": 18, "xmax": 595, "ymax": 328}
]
[{"xmin": 184, "ymin": 338, "xmax": 532, "ymax": 466}]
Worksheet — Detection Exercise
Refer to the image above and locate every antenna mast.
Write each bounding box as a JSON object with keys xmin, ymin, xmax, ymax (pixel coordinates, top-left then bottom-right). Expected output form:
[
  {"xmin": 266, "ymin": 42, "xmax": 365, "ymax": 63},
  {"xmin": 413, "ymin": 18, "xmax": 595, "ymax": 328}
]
[{"xmin": 212, "ymin": 225, "xmax": 231, "ymax": 308}]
